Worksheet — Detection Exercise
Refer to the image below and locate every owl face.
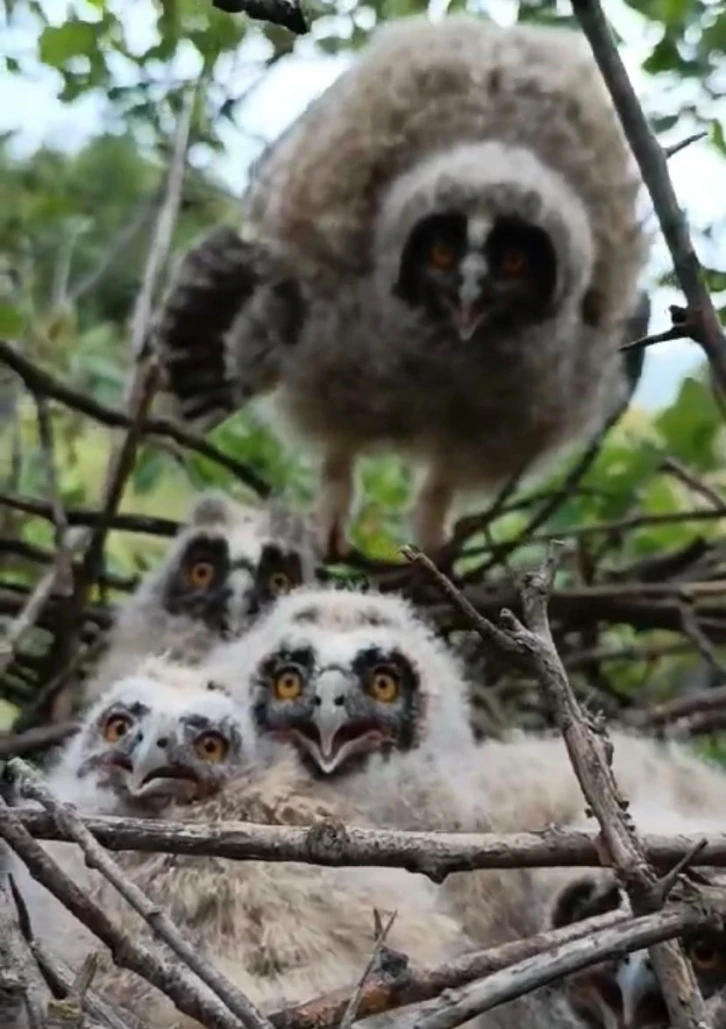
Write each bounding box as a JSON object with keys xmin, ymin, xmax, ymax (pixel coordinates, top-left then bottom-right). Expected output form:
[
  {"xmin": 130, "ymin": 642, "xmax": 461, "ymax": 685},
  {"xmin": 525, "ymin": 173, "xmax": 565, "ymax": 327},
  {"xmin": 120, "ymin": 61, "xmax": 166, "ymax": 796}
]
[
  {"xmin": 211, "ymin": 587, "xmax": 475, "ymax": 778},
  {"xmin": 394, "ymin": 210, "xmax": 557, "ymax": 341},
  {"xmin": 162, "ymin": 529, "xmax": 303, "ymax": 637},
  {"xmin": 251, "ymin": 636, "xmax": 423, "ymax": 775},
  {"xmin": 71, "ymin": 673, "xmax": 250, "ymax": 806},
  {"xmin": 552, "ymin": 874, "xmax": 726, "ymax": 1029}
]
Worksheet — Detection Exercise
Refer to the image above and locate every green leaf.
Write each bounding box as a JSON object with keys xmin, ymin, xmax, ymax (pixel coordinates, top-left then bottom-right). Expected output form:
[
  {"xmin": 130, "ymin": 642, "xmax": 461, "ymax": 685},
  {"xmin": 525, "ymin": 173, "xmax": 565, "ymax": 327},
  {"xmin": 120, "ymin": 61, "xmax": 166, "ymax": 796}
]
[
  {"xmin": 0, "ymin": 303, "xmax": 24, "ymax": 336},
  {"xmin": 656, "ymin": 376, "xmax": 722, "ymax": 471},
  {"xmin": 39, "ymin": 21, "xmax": 99, "ymax": 68}
]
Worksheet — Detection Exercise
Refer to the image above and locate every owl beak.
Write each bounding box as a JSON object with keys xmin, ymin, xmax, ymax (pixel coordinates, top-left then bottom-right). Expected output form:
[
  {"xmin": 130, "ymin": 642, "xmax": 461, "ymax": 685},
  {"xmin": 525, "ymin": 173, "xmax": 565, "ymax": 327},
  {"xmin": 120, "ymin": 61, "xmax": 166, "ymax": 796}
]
[
  {"xmin": 452, "ymin": 299, "xmax": 487, "ymax": 342},
  {"xmin": 125, "ymin": 723, "xmax": 198, "ymax": 799},
  {"xmin": 616, "ymin": 950, "xmax": 661, "ymax": 1027},
  {"xmin": 293, "ymin": 671, "xmax": 381, "ymax": 775}
]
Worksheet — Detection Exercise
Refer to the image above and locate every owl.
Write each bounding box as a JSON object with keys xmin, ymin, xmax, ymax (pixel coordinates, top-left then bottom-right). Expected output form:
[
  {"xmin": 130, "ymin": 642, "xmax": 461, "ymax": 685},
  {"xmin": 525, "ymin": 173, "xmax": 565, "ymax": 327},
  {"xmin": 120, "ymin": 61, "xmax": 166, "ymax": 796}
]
[
  {"xmin": 151, "ymin": 14, "xmax": 648, "ymax": 553},
  {"xmin": 85, "ymin": 490, "xmax": 320, "ymax": 699},
  {"xmin": 204, "ymin": 585, "xmax": 726, "ymax": 952},
  {"xmin": 549, "ymin": 870, "xmax": 726, "ymax": 1029}
]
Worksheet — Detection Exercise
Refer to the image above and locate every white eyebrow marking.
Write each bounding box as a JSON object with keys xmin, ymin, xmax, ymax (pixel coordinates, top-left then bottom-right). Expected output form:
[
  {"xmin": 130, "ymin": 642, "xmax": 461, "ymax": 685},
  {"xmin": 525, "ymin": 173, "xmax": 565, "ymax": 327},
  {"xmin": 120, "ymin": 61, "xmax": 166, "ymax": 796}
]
[{"xmin": 467, "ymin": 217, "xmax": 491, "ymax": 249}]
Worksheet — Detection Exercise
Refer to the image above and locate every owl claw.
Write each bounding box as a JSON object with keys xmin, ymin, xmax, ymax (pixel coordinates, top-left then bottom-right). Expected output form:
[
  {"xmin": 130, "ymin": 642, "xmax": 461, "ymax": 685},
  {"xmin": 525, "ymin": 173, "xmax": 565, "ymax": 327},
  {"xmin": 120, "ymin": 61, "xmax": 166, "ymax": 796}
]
[{"xmin": 324, "ymin": 522, "xmax": 349, "ymax": 562}]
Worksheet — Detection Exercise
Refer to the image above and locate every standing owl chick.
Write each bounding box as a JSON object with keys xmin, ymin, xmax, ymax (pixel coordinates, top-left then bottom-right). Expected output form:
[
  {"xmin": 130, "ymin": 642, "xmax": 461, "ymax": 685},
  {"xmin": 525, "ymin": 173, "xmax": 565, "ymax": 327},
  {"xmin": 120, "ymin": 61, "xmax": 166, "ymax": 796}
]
[
  {"xmin": 152, "ymin": 14, "xmax": 647, "ymax": 553},
  {"xmin": 85, "ymin": 490, "xmax": 320, "ymax": 699}
]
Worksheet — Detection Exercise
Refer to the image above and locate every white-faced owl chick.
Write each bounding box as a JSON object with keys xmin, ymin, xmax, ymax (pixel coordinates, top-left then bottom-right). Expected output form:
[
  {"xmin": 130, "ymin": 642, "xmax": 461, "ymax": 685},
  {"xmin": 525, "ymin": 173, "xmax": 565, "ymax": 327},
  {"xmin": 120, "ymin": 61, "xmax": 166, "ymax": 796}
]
[
  {"xmin": 204, "ymin": 586, "xmax": 726, "ymax": 950},
  {"xmin": 7, "ymin": 659, "xmax": 256, "ymax": 983},
  {"xmin": 82, "ymin": 729, "xmax": 479, "ymax": 1027},
  {"xmin": 548, "ymin": 868, "xmax": 726, "ymax": 1029},
  {"xmin": 85, "ymin": 490, "xmax": 320, "ymax": 699},
  {"xmin": 151, "ymin": 14, "xmax": 648, "ymax": 554}
]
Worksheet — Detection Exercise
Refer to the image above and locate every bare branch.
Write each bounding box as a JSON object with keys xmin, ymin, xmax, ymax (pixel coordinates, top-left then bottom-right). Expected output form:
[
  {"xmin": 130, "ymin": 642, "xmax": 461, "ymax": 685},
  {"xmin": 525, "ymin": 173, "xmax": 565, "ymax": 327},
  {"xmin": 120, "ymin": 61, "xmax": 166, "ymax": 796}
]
[
  {"xmin": 0, "ymin": 491, "xmax": 179, "ymax": 538},
  {"xmin": 571, "ymin": 0, "xmax": 726, "ymax": 392},
  {"xmin": 339, "ymin": 910, "xmax": 398, "ymax": 1029},
  {"xmin": 14, "ymin": 760, "xmax": 275, "ymax": 1029},
  {"xmin": 0, "ymin": 796, "xmax": 257, "ymax": 1029}
]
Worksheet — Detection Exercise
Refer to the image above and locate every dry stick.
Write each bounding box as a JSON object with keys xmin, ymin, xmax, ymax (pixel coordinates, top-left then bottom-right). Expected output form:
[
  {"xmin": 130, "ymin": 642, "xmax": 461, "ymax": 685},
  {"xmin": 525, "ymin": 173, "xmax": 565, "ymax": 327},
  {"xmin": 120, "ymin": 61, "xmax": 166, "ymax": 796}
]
[
  {"xmin": 33, "ymin": 390, "xmax": 72, "ymax": 593},
  {"xmin": 8, "ymin": 875, "xmax": 143, "ymax": 1029},
  {"xmin": 664, "ymin": 131, "xmax": 708, "ymax": 159},
  {"xmin": 627, "ymin": 683, "xmax": 726, "ymax": 730},
  {"xmin": 0, "ymin": 529, "xmax": 90, "ymax": 679},
  {"xmin": 497, "ymin": 545, "xmax": 711, "ymax": 1029},
  {"xmin": 16, "ymin": 808, "xmax": 726, "ymax": 874},
  {"xmin": 398, "ymin": 901, "xmax": 722, "ymax": 1029},
  {"xmin": 679, "ymin": 603, "xmax": 726, "ymax": 681},
  {"xmin": 570, "ymin": 0, "xmax": 726, "ymax": 391},
  {"xmin": 0, "ymin": 343, "xmax": 269, "ymax": 498},
  {"xmin": 274, "ymin": 908, "xmax": 627, "ymax": 1029},
  {"xmin": 0, "ymin": 722, "xmax": 78, "ymax": 761},
  {"xmin": 0, "ymin": 874, "xmax": 46, "ymax": 1029},
  {"xmin": 339, "ymin": 910, "xmax": 398, "ymax": 1029},
  {"xmin": 662, "ymin": 456, "xmax": 726, "ymax": 511},
  {"xmin": 0, "ymin": 797, "xmax": 252, "ymax": 1029},
  {"xmin": 0, "ymin": 491, "xmax": 179, "ymax": 537},
  {"xmin": 13, "ymin": 761, "xmax": 275, "ymax": 1029}
]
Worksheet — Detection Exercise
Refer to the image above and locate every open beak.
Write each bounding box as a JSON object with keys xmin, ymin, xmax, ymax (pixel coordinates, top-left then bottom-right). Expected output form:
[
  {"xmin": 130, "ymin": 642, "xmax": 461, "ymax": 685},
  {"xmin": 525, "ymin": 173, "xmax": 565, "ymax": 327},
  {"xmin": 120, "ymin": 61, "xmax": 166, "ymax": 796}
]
[
  {"xmin": 125, "ymin": 723, "xmax": 199, "ymax": 800},
  {"xmin": 451, "ymin": 299, "xmax": 488, "ymax": 342},
  {"xmin": 291, "ymin": 671, "xmax": 384, "ymax": 774}
]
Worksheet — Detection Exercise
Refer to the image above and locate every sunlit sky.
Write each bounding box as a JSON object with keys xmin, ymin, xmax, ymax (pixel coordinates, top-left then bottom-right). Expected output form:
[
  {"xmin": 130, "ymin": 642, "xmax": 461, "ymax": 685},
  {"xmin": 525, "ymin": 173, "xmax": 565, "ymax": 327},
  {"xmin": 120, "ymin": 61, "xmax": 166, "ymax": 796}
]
[{"xmin": 1, "ymin": 0, "xmax": 724, "ymax": 410}]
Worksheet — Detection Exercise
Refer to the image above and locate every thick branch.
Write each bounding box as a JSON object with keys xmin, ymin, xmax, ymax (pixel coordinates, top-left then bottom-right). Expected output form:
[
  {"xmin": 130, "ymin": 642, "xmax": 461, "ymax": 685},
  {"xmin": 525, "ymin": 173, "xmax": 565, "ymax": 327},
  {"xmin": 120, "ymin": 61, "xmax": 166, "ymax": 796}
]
[
  {"xmin": 15, "ymin": 809, "xmax": 726, "ymax": 875},
  {"xmin": 14, "ymin": 761, "xmax": 274, "ymax": 1029}
]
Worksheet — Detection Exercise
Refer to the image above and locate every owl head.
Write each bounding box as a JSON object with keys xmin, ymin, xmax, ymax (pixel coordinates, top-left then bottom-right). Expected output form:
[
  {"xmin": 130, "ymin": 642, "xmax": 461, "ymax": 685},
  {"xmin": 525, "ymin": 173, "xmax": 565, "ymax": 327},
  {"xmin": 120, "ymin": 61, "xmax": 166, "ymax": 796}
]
[
  {"xmin": 551, "ymin": 869, "xmax": 726, "ymax": 1029},
  {"xmin": 136, "ymin": 491, "xmax": 320, "ymax": 641},
  {"xmin": 378, "ymin": 141, "xmax": 594, "ymax": 343},
  {"xmin": 54, "ymin": 658, "xmax": 254, "ymax": 811},
  {"xmin": 207, "ymin": 586, "xmax": 474, "ymax": 777}
]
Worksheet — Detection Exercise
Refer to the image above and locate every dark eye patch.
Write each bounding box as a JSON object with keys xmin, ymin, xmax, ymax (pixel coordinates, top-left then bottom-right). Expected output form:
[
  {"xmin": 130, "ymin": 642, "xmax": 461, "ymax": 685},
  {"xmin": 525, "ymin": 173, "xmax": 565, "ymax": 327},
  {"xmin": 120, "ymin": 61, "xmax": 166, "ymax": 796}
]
[
  {"xmin": 393, "ymin": 211, "xmax": 467, "ymax": 310},
  {"xmin": 251, "ymin": 544, "xmax": 304, "ymax": 611},
  {"xmin": 484, "ymin": 216, "xmax": 557, "ymax": 317},
  {"xmin": 351, "ymin": 646, "xmax": 421, "ymax": 750},
  {"xmin": 164, "ymin": 534, "xmax": 231, "ymax": 627}
]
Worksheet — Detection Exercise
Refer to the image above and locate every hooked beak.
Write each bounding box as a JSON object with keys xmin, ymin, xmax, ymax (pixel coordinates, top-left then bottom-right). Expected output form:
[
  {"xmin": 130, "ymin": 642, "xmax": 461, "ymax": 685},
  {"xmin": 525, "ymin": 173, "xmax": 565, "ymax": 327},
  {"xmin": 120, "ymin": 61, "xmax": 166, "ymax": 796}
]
[
  {"xmin": 125, "ymin": 722, "xmax": 199, "ymax": 800},
  {"xmin": 451, "ymin": 299, "xmax": 488, "ymax": 342},
  {"xmin": 616, "ymin": 951, "xmax": 661, "ymax": 1027},
  {"xmin": 291, "ymin": 671, "xmax": 384, "ymax": 775}
]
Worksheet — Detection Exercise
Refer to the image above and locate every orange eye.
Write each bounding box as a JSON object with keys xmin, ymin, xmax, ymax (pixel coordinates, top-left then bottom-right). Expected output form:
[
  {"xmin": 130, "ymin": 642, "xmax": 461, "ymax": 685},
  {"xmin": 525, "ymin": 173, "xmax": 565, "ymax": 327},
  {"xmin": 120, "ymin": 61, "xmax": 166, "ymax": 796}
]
[
  {"xmin": 188, "ymin": 560, "xmax": 215, "ymax": 589},
  {"xmin": 429, "ymin": 241, "xmax": 456, "ymax": 269},
  {"xmin": 269, "ymin": 571, "xmax": 291, "ymax": 595},
  {"xmin": 689, "ymin": 939, "xmax": 720, "ymax": 971},
  {"xmin": 500, "ymin": 247, "xmax": 526, "ymax": 275},
  {"xmin": 193, "ymin": 731, "xmax": 229, "ymax": 764},
  {"xmin": 103, "ymin": 713, "xmax": 133, "ymax": 743},
  {"xmin": 369, "ymin": 667, "xmax": 399, "ymax": 704},
  {"xmin": 273, "ymin": 669, "xmax": 304, "ymax": 701}
]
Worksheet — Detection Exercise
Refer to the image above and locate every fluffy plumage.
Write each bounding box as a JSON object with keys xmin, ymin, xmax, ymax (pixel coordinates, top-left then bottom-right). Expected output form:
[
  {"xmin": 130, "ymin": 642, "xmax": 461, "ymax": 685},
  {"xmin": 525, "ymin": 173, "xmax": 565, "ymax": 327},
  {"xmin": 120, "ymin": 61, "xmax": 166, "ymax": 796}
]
[
  {"xmin": 204, "ymin": 586, "xmax": 726, "ymax": 953},
  {"xmin": 153, "ymin": 14, "xmax": 648, "ymax": 552},
  {"xmin": 85, "ymin": 490, "xmax": 320, "ymax": 698}
]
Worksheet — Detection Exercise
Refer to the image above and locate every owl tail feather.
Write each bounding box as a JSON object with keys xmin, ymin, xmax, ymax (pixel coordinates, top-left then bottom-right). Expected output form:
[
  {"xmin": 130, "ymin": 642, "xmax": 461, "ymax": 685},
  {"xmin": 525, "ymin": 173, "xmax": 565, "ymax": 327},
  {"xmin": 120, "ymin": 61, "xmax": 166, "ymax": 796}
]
[{"xmin": 149, "ymin": 225, "xmax": 260, "ymax": 432}]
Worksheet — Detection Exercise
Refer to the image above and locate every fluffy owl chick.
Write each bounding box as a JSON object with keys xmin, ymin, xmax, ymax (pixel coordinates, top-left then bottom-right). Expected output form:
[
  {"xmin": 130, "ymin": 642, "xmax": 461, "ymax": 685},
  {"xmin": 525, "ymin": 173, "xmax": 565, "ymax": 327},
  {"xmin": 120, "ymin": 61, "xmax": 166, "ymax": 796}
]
[
  {"xmin": 87, "ymin": 757, "xmax": 477, "ymax": 1028},
  {"xmin": 152, "ymin": 14, "xmax": 647, "ymax": 553},
  {"xmin": 9, "ymin": 660, "xmax": 255, "ymax": 982},
  {"xmin": 86, "ymin": 490, "xmax": 320, "ymax": 699}
]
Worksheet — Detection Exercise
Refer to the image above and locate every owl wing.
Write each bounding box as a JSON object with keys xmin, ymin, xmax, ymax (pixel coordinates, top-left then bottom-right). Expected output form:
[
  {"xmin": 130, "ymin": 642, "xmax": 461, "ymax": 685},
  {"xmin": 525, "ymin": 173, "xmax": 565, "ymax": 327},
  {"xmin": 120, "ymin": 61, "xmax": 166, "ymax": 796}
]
[{"xmin": 151, "ymin": 225, "xmax": 304, "ymax": 432}]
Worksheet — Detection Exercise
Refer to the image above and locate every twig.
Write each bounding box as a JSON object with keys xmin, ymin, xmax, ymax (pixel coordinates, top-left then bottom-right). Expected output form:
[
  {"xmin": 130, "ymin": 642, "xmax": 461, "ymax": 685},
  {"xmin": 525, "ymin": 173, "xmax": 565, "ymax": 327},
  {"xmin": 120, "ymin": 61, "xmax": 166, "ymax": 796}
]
[
  {"xmin": 13, "ymin": 760, "xmax": 275, "ymax": 1029},
  {"xmin": 495, "ymin": 544, "xmax": 712, "ymax": 1029},
  {"xmin": 571, "ymin": 0, "xmax": 726, "ymax": 393},
  {"xmin": 0, "ymin": 343, "xmax": 269, "ymax": 497},
  {"xmin": 33, "ymin": 391, "xmax": 72, "ymax": 593},
  {"xmin": 8, "ymin": 875, "xmax": 143, "ymax": 1029},
  {"xmin": 661, "ymin": 455, "xmax": 725, "ymax": 510},
  {"xmin": 620, "ymin": 324, "xmax": 689, "ymax": 353},
  {"xmin": 339, "ymin": 910, "xmax": 398, "ymax": 1029},
  {"xmin": 0, "ymin": 722, "xmax": 78, "ymax": 761},
  {"xmin": 0, "ymin": 529, "xmax": 89, "ymax": 679},
  {"xmin": 0, "ymin": 796, "xmax": 255, "ymax": 1029},
  {"xmin": 0, "ymin": 874, "xmax": 46, "ymax": 1029},
  {"xmin": 627, "ymin": 683, "xmax": 726, "ymax": 730},
  {"xmin": 15, "ymin": 809, "xmax": 726, "ymax": 875},
  {"xmin": 211, "ymin": 0, "xmax": 307, "ymax": 34},
  {"xmin": 664, "ymin": 131, "xmax": 708, "ymax": 159},
  {"xmin": 679, "ymin": 603, "xmax": 726, "ymax": 681},
  {"xmin": 397, "ymin": 899, "xmax": 721, "ymax": 1029},
  {"xmin": 0, "ymin": 492, "xmax": 179, "ymax": 537}
]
